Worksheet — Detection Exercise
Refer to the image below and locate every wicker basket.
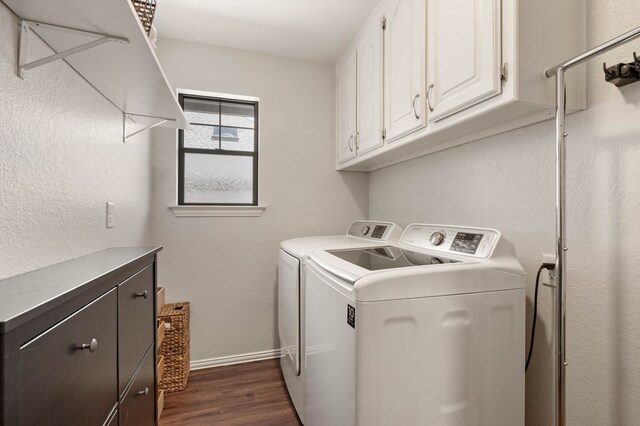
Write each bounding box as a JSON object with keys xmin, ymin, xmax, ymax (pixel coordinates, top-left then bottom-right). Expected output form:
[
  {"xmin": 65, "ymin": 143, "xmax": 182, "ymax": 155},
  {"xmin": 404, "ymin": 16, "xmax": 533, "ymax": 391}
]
[
  {"xmin": 158, "ymin": 302, "xmax": 190, "ymax": 392},
  {"xmin": 131, "ymin": 0, "xmax": 157, "ymax": 35}
]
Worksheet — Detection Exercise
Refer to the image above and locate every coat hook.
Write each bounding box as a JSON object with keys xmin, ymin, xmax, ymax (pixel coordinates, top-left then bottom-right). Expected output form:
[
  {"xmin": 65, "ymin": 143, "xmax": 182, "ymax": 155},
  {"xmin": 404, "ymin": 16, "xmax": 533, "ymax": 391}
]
[
  {"xmin": 603, "ymin": 54, "xmax": 640, "ymax": 87},
  {"xmin": 620, "ymin": 63, "xmax": 635, "ymax": 78},
  {"xmin": 603, "ymin": 62, "xmax": 615, "ymax": 79}
]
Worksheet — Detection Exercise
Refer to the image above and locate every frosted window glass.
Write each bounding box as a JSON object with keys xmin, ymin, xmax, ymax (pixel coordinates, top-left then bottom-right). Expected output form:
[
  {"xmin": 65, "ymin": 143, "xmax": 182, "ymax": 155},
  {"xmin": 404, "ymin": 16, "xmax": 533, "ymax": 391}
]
[
  {"xmin": 184, "ymin": 99, "xmax": 219, "ymax": 125},
  {"xmin": 221, "ymin": 128, "xmax": 254, "ymax": 152},
  {"xmin": 184, "ymin": 110, "xmax": 218, "ymax": 125},
  {"xmin": 221, "ymin": 102, "xmax": 255, "ymax": 128},
  {"xmin": 183, "ymin": 124, "xmax": 218, "ymax": 149},
  {"xmin": 183, "ymin": 154, "xmax": 253, "ymax": 204}
]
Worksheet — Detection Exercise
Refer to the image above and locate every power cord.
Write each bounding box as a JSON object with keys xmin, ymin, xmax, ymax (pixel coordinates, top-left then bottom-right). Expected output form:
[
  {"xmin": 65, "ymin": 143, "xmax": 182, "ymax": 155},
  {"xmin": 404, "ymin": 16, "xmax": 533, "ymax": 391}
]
[{"xmin": 525, "ymin": 262, "xmax": 556, "ymax": 372}]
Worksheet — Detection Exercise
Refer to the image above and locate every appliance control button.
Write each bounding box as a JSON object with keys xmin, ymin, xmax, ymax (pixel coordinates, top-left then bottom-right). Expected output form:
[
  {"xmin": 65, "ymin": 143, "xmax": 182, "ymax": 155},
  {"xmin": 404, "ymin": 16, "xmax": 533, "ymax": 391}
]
[
  {"xmin": 361, "ymin": 225, "xmax": 371, "ymax": 236},
  {"xmin": 430, "ymin": 231, "xmax": 446, "ymax": 246}
]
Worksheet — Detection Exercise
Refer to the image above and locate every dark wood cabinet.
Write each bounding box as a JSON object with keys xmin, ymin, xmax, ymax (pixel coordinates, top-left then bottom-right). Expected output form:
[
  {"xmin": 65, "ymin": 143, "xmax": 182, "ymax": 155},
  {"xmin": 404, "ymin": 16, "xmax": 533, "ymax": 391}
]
[
  {"xmin": 120, "ymin": 347, "xmax": 156, "ymax": 426},
  {"xmin": 118, "ymin": 265, "xmax": 155, "ymax": 395},
  {"xmin": 0, "ymin": 247, "xmax": 162, "ymax": 426},
  {"xmin": 16, "ymin": 288, "xmax": 118, "ymax": 426}
]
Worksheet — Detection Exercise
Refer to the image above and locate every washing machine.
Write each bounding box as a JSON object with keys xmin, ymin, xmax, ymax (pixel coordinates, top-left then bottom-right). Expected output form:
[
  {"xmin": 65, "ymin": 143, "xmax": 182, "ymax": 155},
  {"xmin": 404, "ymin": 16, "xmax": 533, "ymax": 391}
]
[
  {"xmin": 278, "ymin": 220, "xmax": 403, "ymax": 423},
  {"xmin": 304, "ymin": 224, "xmax": 526, "ymax": 426}
]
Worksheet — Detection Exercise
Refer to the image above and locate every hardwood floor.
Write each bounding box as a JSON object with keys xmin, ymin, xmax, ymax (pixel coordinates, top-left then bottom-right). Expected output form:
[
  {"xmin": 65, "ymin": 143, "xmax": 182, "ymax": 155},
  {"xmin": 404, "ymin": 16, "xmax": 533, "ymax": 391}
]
[{"xmin": 159, "ymin": 358, "xmax": 302, "ymax": 425}]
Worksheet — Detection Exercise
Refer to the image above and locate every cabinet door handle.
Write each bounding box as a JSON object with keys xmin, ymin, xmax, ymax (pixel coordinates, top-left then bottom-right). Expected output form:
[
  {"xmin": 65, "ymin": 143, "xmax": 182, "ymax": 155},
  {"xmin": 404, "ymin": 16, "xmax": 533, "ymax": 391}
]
[
  {"xmin": 348, "ymin": 135, "xmax": 354, "ymax": 152},
  {"xmin": 427, "ymin": 83, "xmax": 435, "ymax": 112},
  {"xmin": 79, "ymin": 338, "xmax": 98, "ymax": 353},
  {"xmin": 134, "ymin": 290, "xmax": 149, "ymax": 299},
  {"xmin": 355, "ymin": 132, "xmax": 360, "ymax": 150},
  {"xmin": 136, "ymin": 387, "xmax": 150, "ymax": 397},
  {"xmin": 412, "ymin": 93, "xmax": 421, "ymax": 119}
]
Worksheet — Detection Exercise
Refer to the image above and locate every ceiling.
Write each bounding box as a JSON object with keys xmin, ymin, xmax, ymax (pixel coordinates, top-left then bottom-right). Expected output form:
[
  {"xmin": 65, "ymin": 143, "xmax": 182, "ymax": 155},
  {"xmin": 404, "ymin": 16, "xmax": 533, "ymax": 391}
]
[{"xmin": 153, "ymin": 0, "xmax": 381, "ymax": 63}]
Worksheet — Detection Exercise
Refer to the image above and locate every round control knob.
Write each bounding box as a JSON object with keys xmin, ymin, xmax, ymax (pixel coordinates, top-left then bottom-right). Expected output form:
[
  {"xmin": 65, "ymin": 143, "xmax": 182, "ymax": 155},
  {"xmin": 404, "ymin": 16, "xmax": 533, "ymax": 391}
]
[
  {"xmin": 361, "ymin": 225, "xmax": 371, "ymax": 236},
  {"xmin": 429, "ymin": 231, "xmax": 446, "ymax": 246}
]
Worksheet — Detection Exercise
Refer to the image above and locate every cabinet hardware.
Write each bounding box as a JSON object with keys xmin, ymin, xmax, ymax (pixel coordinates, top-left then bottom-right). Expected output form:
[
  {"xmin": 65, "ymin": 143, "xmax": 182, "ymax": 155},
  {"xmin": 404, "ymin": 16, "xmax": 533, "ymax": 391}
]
[
  {"xmin": 501, "ymin": 63, "xmax": 509, "ymax": 82},
  {"xmin": 134, "ymin": 290, "xmax": 149, "ymax": 299},
  {"xmin": 348, "ymin": 135, "xmax": 354, "ymax": 152},
  {"xmin": 79, "ymin": 338, "xmax": 98, "ymax": 353},
  {"xmin": 135, "ymin": 387, "xmax": 150, "ymax": 397},
  {"xmin": 426, "ymin": 84, "xmax": 435, "ymax": 112},
  {"xmin": 412, "ymin": 94, "xmax": 421, "ymax": 119},
  {"xmin": 355, "ymin": 132, "xmax": 360, "ymax": 150},
  {"xmin": 382, "ymin": 16, "xmax": 387, "ymax": 30},
  {"xmin": 382, "ymin": 129, "xmax": 386, "ymax": 140}
]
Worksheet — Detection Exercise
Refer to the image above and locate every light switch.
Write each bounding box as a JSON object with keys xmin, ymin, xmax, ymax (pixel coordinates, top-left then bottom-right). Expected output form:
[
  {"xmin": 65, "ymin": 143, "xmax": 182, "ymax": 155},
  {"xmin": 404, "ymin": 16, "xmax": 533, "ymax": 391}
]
[{"xmin": 106, "ymin": 202, "xmax": 114, "ymax": 228}]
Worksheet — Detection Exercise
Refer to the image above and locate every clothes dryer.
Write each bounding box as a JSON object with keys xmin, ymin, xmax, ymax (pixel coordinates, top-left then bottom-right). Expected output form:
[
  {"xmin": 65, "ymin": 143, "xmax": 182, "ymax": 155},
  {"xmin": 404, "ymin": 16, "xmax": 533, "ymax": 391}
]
[{"xmin": 279, "ymin": 220, "xmax": 402, "ymax": 422}]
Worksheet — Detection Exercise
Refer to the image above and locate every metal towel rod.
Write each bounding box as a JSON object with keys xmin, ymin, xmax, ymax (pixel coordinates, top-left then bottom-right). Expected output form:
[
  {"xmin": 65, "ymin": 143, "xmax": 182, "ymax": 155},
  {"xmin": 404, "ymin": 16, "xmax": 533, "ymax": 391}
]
[{"xmin": 543, "ymin": 24, "xmax": 640, "ymax": 426}]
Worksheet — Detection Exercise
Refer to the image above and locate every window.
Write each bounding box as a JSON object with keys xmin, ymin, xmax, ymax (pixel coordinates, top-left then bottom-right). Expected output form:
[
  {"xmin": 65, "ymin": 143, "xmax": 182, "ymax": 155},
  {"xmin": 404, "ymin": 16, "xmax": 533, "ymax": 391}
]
[{"xmin": 178, "ymin": 92, "xmax": 258, "ymax": 206}]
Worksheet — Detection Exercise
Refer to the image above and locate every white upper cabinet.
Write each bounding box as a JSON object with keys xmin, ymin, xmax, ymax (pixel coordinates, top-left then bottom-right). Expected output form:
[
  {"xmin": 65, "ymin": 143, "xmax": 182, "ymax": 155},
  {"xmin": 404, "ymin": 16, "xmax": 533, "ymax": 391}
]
[
  {"xmin": 336, "ymin": 50, "xmax": 357, "ymax": 164},
  {"xmin": 356, "ymin": 18, "xmax": 384, "ymax": 155},
  {"xmin": 336, "ymin": 0, "xmax": 586, "ymax": 171},
  {"xmin": 383, "ymin": 0, "xmax": 426, "ymax": 142},
  {"xmin": 427, "ymin": 0, "xmax": 502, "ymax": 121}
]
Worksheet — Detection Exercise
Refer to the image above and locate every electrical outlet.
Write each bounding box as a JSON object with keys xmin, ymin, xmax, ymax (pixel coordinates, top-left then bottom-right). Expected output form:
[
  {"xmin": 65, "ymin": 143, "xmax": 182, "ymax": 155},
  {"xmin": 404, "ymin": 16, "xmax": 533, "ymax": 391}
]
[
  {"xmin": 542, "ymin": 253, "xmax": 556, "ymax": 284},
  {"xmin": 106, "ymin": 202, "xmax": 114, "ymax": 228}
]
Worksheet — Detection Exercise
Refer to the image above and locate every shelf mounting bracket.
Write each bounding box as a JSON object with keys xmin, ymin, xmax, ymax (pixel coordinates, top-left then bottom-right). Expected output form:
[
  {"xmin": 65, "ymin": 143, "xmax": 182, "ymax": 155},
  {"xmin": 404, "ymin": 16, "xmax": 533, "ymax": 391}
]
[
  {"xmin": 18, "ymin": 20, "xmax": 129, "ymax": 79},
  {"xmin": 123, "ymin": 113, "xmax": 172, "ymax": 143}
]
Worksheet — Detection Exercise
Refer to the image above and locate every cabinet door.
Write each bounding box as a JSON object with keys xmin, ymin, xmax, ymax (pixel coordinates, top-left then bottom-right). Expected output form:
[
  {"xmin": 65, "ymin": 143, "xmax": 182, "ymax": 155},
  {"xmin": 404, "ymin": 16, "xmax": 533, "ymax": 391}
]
[
  {"xmin": 356, "ymin": 19, "xmax": 383, "ymax": 156},
  {"xmin": 427, "ymin": 0, "xmax": 502, "ymax": 121},
  {"xmin": 119, "ymin": 348, "xmax": 155, "ymax": 426},
  {"xmin": 336, "ymin": 50, "xmax": 357, "ymax": 164},
  {"xmin": 16, "ymin": 288, "xmax": 117, "ymax": 426},
  {"xmin": 384, "ymin": 0, "xmax": 426, "ymax": 143},
  {"xmin": 118, "ymin": 265, "xmax": 155, "ymax": 395}
]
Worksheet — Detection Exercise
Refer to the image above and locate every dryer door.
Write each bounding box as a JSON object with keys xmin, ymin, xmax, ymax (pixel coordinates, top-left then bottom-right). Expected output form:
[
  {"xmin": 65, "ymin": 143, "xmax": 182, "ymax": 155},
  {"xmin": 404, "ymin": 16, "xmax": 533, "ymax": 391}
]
[{"xmin": 279, "ymin": 249, "xmax": 301, "ymax": 374}]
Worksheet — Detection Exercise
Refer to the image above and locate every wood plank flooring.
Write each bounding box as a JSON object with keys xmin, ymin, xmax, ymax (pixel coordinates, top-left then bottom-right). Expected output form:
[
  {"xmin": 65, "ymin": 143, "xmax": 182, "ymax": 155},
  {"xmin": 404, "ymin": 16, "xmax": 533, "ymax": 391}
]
[{"xmin": 159, "ymin": 358, "xmax": 302, "ymax": 425}]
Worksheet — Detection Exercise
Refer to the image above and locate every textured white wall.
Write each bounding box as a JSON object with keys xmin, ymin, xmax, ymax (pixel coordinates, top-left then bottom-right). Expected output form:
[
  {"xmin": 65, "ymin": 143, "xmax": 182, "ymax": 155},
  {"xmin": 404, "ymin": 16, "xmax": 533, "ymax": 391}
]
[
  {"xmin": 0, "ymin": 4, "xmax": 153, "ymax": 280},
  {"xmin": 150, "ymin": 38, "xmax": 368, "ymax": 362},
  {"xmin": 369, "ymin": 3, "xmax": 640, "ymax": 425}
]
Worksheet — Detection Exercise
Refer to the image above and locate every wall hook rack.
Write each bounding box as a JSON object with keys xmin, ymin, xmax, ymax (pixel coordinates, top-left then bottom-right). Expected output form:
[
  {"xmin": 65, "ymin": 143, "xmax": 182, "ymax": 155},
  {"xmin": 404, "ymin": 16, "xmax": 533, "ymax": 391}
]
[
  {"xmin": 122, "ymin": 112, "xmax": 172, "ymax": 143},
  {"xmin": 17, "ymin": 20, "xmax": 129, "ymax": 79},
  {"xmin": 602, "ymin": 51, "xmax": 640, "ymax": 87}
]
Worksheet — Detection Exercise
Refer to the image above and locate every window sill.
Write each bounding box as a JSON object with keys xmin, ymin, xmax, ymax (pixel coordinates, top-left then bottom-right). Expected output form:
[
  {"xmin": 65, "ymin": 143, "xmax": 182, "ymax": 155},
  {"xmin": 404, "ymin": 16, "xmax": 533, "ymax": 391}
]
[{"xmin": 169, "ymin": 205, "xmax": 266, "ymax": 217}]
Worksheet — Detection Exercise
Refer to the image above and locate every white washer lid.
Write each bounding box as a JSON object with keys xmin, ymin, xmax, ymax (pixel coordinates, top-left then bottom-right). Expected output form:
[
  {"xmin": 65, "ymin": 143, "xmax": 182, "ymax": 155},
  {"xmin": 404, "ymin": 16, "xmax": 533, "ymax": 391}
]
[
  {"xmin": 280, "ymin": 220, "xmax": 402, "ymax": 259},
  {"xmin": 308, "ymin": 250, "xmax": 524, "ymax": 301},
  {"xmin": 307, "ymin": 223, "xmax": 525, "ymax": 302}
]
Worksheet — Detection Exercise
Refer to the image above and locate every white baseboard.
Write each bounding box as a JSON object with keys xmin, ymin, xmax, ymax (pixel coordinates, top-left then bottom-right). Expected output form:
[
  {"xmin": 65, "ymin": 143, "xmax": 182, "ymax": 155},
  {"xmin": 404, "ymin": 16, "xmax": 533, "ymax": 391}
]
[{"xmin": 190, "ymin": 348, "xmax": 283, "ymax": 370}]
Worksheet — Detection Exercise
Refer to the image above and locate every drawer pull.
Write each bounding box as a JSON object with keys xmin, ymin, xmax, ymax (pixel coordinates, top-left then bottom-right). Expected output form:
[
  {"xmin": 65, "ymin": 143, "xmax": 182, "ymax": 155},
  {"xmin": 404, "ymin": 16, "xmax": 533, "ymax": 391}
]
[
  {"xmin": 412, "ymin": 93, "xmax": 421, "ymax": 119},
  {"xmin": 134, "ymin": 290, "xmax": 149, "ymax": 299},
  {"xmin": 79, "ymin": 338, "xmax": 98, "ymax": 353},
  {"xmin": 427, "ymin": 83, "xmax": 435, "ymax": 112},
  {"xmin": 136, "ymin": 387, "xmax": 150, "ymax": 397}
]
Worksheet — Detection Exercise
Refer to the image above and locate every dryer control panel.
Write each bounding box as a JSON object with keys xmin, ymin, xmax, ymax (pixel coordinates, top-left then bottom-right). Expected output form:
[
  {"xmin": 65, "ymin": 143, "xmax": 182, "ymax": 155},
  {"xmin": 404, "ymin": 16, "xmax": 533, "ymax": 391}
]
[
  {"xmin": 346, "ymin": 221, "xmax": 402, "ymax": 242},
  {"xmin": 400, "ymin": 224, "xmax": 499, "ymax": 258}
]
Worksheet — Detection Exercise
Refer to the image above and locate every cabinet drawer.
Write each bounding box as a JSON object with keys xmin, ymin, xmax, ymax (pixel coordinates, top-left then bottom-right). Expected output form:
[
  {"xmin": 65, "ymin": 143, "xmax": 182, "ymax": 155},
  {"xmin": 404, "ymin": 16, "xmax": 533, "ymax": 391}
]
[
  {"xmin": 157, "ymin": 390, "xmax": 165, "ymax": 422},
  {"xmin": 119, "ymin": 347, "xmax": 155, "ymax": 426},
  {"xmin": 157, "ymin": 354, "xmax": 165, "ymax": 382},
  {"xmin": 118, "ymin": 265, "xmax": 155, "ymax": 394},
  {"xmin": 16, "ymin": 288, "xmax": 117, "ymax": 426},
  {"xmin": 157, "ymin": 320, "xmax": 165, "ymax": 348}
]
